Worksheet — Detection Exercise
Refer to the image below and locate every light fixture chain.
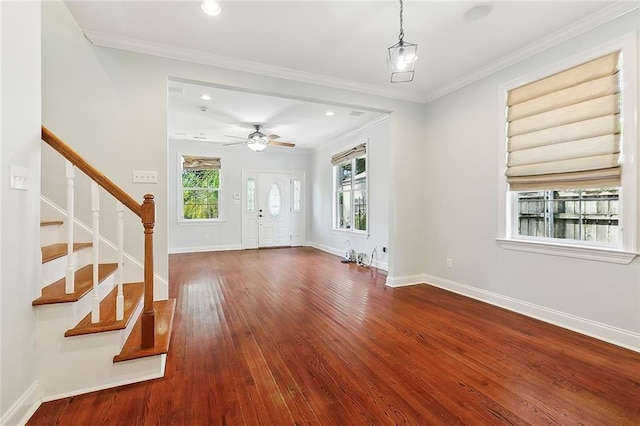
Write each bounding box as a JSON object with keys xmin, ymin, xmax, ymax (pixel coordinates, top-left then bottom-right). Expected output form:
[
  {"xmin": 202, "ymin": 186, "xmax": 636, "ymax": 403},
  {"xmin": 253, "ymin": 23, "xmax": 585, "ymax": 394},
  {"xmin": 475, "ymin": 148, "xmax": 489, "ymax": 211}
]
[{"xmin": 398, "ymin": 0, "xmax": 404, "ymax": 42}]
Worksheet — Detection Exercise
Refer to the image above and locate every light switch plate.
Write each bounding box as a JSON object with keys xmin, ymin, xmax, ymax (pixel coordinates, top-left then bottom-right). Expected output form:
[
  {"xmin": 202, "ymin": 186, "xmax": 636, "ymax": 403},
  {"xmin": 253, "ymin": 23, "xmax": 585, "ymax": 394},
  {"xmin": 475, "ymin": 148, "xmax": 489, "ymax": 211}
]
[
  {"xmin": 132, "ymin": 170, "xmax": 158, "ymax": 183},
  {"xmin": 10, "ymin": 165, "xmax": 28, "ymax": 190}
]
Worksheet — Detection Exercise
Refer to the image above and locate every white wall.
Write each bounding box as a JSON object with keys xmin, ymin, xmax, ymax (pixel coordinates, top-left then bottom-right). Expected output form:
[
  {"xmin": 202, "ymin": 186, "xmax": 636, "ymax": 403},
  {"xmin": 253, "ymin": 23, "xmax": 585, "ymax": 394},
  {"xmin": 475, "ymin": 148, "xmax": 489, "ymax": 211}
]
[
  {"xmin": 308, "ymin": 118, "xmax": 390, "ymax": 270},
  {"xmin": 41, "ymin": 0, "xmax": 426, "ymax": 283},
  {"xmin": 168, "ymin": 139, "xmax": 311, "ymax": 252},
  {"xmin": 420, "ymin": 10, "xmax": 640, "ymax": 348},
  {"xmin": 0, "ymin": 1, "xmax": 41, "ymax": 423}
]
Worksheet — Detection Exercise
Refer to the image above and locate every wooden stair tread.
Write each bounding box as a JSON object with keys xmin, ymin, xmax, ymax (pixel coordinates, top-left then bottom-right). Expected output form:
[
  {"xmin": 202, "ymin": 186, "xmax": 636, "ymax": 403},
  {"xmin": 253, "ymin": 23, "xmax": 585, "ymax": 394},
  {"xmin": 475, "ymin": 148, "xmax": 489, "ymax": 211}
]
[
  {"xmin": 32, "ymin": 263, "xmax": 118, "ymax": 305},
  {"xmin": 65, "ymin": 283, "xmax": 144, "ymax": 337},
  {"xmin": 40, "ymin": 220, "xmax": 63, "ymax": 227},
  {"xmin": 41, "ymin": 242, "xmax": 92, "ymax": 264},
  {"xmin": 113, "ymin": 299, "xmax": 177, "ymax": 363}
]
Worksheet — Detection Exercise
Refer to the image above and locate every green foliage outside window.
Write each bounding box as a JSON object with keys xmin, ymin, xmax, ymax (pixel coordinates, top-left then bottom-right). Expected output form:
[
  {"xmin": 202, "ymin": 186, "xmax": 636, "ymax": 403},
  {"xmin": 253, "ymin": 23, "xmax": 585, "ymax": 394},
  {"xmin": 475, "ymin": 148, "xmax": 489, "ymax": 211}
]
[{"xmin": 182, "ymin": 169, "xmax": 220, "ymax": 219}]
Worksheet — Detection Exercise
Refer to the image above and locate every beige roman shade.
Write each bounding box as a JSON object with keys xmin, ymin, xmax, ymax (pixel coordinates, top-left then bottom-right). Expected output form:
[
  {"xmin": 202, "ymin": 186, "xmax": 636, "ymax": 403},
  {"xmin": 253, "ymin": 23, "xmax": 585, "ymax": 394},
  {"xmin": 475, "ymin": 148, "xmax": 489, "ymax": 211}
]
[
  {"xmin": 506, "ymin": 51, "xmax": 621, "ymax": 191},
  {"xmin": 330, "ymin": 143, "xmax": 366, "ymax": 166},
  {"xmin": 182, "ymin": 156, "xmax": 221, "ymax": 170}
]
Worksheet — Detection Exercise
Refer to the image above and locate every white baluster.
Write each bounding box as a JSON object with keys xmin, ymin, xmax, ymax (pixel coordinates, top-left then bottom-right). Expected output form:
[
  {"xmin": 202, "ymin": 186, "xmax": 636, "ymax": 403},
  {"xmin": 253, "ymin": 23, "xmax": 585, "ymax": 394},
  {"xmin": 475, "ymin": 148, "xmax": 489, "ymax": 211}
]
[
  {"xmin": 115, "ymin": 201, "xmax": 124, "ymax": 321},
  {"xmin": 91, "ymin": 182, "xmax": 100, "ymax": 323},
  {"xmin": 65, "ymin": 161, "xmax": 75, "ymax": 294}
]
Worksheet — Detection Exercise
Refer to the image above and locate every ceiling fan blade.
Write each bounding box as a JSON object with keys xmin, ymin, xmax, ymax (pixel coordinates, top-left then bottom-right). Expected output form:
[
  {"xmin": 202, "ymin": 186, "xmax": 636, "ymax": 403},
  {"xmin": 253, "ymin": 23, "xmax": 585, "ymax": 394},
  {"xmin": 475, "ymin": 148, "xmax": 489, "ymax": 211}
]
[
  {"xmin": 224, "ymin": 135, "xmax": 247, "ymax": 140},
  {"xmin": 267, "ymin": 134, "xmax": 281, "ymax": 140},
  {"xmin": 269, "ymin": 140, "xmax": 295, "ymax": 148},
  {"xmin": 222, "ymin": 141, "xmax": 247, "ymax": 147}
]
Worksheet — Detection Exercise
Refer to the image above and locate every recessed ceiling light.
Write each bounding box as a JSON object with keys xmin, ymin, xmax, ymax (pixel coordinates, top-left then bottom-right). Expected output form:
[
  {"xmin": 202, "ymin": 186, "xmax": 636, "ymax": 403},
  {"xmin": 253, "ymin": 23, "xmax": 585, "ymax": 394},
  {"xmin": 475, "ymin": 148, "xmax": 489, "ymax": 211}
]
[
  {"xmin": 201, "ymin": 0, "xmax": 221, "ymax": 16},
  {"xmin": 326, "ymin": 111, "xmax": 336, "ymax": 116},
  {"xmin": 199, "ymin": 94, "xmax": 212, "ymax": 101},
  {"xmin": 464, "ymin": 4, "xmax": 493, "ymax": 22}
]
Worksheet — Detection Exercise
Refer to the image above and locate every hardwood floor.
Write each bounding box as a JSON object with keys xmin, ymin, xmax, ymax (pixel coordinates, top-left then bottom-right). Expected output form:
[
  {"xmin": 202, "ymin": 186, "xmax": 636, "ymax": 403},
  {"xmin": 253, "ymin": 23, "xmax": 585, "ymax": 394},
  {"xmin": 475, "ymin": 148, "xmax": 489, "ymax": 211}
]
[{"xmin": 28, "ymin": 247, "xmax": 640, "ymax": 425}]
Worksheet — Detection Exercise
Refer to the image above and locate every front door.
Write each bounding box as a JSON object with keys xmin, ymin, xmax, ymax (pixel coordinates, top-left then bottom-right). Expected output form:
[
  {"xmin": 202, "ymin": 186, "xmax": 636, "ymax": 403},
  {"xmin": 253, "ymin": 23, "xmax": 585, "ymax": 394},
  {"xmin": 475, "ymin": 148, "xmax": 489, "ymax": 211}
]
[{"xmin": 258, "ymin": 172, "xmax": 290, "ymax": 247}]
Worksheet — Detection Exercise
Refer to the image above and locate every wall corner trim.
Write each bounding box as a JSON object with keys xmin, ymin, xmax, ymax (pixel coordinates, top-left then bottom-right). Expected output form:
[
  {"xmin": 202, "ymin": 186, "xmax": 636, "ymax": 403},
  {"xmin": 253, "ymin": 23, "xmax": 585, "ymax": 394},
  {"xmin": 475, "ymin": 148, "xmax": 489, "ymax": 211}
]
[{"xmin": 0, "ymin": 380, "xmax": 41, "ymax": 426}]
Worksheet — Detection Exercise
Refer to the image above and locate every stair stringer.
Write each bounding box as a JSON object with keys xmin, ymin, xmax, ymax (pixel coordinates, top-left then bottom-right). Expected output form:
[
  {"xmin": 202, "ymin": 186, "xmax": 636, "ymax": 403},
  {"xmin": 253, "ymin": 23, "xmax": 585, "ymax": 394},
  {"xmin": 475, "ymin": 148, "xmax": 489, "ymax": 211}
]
[{"xmin": 41, "ymin": 196, "xmax": 168, "ymax": 299}]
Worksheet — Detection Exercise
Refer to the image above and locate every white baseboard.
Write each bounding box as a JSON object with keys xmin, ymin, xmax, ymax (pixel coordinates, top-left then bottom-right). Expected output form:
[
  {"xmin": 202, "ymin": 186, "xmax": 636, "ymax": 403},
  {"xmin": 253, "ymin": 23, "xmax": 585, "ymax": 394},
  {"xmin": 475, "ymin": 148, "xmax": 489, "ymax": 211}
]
[
  {"xmin": 307, "ymin": 241, "xmax": 388, "ymax": 271},
  {"xmin": 168, "ymin": 244, "xmax": 243, "ymax": 254},
  {"xmin": 422, "ymin": 273, "xmax": 640, "ymax": 352},
  {"xmin": 41, "ymin": 361, "xmax": 165, "ymax": 403},
  {"xmin": 385, "ymin": 274, "xmax": 427, "ymax": 288},
  {"xmin": 1, "ymin": 381, "xmax": 40, "ymax": 426}
]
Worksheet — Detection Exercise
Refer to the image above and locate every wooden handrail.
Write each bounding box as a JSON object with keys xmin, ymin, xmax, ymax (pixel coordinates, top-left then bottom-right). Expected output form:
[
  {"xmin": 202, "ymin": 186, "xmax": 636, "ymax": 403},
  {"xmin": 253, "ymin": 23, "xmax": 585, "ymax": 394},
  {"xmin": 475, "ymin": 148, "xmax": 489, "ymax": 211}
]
[
  {"xmin": 41, "ymin": 125, "xmax": 142, "ymax": 217},
  {"xmin": 42, "ymin": 125, "xmax": 156, "ymax": 349}
]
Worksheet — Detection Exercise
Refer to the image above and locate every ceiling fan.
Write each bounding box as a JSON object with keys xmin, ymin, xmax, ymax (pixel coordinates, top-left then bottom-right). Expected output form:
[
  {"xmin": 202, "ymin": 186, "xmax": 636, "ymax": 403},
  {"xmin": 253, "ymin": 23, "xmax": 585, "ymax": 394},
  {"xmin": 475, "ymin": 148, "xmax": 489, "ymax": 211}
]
[{"xmin": 222, "ymin": 124, "xmax": 295, "ymax": 152}]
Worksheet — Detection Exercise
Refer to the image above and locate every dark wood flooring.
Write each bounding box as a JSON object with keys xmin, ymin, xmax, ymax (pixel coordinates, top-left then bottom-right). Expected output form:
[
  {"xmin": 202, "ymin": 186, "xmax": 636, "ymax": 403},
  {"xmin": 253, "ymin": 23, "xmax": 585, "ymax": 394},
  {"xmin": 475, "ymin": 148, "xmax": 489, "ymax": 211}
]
[{"xmin": 28, "ymin": 247, "xmax": 640, "ymax": 425}]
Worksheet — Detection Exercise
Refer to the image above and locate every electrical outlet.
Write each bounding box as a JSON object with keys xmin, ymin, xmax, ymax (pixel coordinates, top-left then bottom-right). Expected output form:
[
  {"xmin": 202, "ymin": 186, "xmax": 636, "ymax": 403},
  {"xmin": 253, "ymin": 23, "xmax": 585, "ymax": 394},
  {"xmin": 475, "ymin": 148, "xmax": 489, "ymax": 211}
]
[
  {"xmin": 382, "ymin": 246, "xmax": 387, "ymax": 253},
  {"xmin": 446, "ymin": 258, "xmax": 453, "ymax": 268},
  {"xmin": 132, "ymin": 170, "xmax": 158, "ymax": 183}
]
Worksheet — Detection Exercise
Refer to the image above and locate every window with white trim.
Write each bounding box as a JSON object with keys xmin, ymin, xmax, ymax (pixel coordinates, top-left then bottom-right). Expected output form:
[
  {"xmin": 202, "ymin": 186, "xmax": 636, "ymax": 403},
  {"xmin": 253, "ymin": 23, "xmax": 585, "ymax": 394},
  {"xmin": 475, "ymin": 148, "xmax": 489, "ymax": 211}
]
[
  {"xmin": 332, "ymin": 144, "xmax": 367, "ymax": 232},
  {"xmin": 500, "ymin": 38, "xmax": 637, "ymax": 262},
  {"xmin": 181, "ymin": 155, "xmax": 221, "ymax": 220}
]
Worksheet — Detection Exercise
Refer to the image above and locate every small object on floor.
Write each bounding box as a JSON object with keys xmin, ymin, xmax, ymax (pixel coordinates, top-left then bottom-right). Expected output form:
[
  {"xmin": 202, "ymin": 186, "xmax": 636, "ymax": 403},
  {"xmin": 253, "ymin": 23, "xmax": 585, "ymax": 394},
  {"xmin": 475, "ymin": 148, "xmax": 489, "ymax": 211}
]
[{"xmin": 341, "ymin": 259, "xmax": 351, "ymax": 263}]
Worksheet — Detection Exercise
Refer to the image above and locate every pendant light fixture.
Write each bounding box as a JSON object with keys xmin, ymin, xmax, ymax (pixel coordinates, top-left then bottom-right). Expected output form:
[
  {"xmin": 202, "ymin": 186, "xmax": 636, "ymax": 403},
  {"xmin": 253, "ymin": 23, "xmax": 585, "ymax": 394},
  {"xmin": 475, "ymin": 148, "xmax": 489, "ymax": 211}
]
[{"xmin": 387, "ymin": 0, "xmax": 418, "ymax": 83}]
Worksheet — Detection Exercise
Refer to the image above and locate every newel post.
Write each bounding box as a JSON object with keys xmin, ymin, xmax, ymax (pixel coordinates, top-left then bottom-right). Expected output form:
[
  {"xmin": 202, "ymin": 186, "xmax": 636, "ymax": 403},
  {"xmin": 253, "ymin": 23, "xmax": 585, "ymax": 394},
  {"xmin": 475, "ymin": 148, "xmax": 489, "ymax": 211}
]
[{"xmin": 141, "ymin": 194, "xmax": 156, "ymax": 348}]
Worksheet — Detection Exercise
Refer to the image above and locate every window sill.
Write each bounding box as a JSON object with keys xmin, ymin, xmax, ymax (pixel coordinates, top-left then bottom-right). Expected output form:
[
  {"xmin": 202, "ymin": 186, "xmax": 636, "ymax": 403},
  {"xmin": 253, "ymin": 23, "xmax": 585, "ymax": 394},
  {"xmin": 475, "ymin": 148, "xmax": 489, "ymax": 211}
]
[
  {"xmin": 178, "ymin": 219, "xmax": 226, "ymax": 225},
  {"xmin": 332, "ymin": 228, "xmax": 369, "ymax": 238},
  {"xmin": 495, "ymin": 238, "xmax": 638, "ymax": 264}
]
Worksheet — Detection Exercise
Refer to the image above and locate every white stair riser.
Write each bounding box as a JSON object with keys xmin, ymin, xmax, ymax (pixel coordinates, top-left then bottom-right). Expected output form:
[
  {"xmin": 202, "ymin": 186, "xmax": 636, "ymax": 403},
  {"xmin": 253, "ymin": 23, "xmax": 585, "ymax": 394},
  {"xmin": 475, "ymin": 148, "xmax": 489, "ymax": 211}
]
[
  {"xmin": 40, "ymin": 223, "xmax": 65, "ymax": 247},
  {"xmin": 36, "ymin": 302, "xmax": 163, "ymax": 399},
  {"xmin": 41, "ymin": 247, "xmax": 92, "ymax": 288},
  {"xmin": 36, "ymin": 274, "xmax": 116, "ymax": 328}
]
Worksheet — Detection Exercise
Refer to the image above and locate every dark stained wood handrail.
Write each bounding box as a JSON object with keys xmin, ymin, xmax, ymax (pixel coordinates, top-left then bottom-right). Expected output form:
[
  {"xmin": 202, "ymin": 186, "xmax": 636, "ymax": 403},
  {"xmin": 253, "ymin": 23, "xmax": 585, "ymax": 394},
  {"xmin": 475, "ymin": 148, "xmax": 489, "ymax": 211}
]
[
  {"xmin": 41, "ymin": 125, "xmax": 142, "ymax": 217},
  {"xmin": 41, "ymin": 125, "xmax": 156, "ymax": 349}
]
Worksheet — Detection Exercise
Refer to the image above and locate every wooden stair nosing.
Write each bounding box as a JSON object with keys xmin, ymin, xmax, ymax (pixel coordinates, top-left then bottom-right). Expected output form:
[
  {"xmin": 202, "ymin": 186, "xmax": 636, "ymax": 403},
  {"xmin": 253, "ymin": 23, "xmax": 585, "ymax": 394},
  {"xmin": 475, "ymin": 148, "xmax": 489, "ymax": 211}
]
[
  {"xmin": 113, "ymin": 298, "xmax": 177, "ymax": 363},
  {"xmin": 40, "ymin": 220, "xmax": 63, "ymax": 227},
  {"xmin": 41, "ymin": 242, "xmax": 92, "ymax": 264},
  {"xmin": 32, "ymin": 263, "xmax": 118, "ymax": 306},
  {"xmin": 64, "ymin": 282, "xmax": 144, "ymax": 337}
]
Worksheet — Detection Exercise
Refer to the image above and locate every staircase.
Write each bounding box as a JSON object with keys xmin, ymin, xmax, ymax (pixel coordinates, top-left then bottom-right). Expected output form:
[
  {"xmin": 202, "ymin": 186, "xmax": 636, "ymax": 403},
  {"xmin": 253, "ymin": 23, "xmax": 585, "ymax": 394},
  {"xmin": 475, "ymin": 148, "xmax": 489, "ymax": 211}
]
[{"xmin": 33, "ymin": 126, "xmax": 176, "ymax": 400}]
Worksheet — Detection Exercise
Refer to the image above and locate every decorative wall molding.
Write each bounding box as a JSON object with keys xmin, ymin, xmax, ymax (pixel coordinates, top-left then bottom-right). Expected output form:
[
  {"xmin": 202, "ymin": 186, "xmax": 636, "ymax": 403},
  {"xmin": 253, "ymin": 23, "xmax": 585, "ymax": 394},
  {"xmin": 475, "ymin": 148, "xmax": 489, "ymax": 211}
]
[
  {"xmin": 168, "ymin": 244, "xmax": 243, "ymax": 254},
  {"xmin": 384, "ymin": 274, "xmax": 427, "ymax": 288},
  {"xmin": 422, "ymin": 273, "xmax": 640, "ymax": 353},
  {"xmin": 422, "ymin": 2, "xmax": 640, "ymax": 102},
  {"xmin": 82, "ymin": 3, "xmax": 638, "ymax": 104},
  {"xmin": 307, "ymin": 241, "xmax": 388, "ymax": 271},
  {"xmin": 83, "ymin": 30, "xmax": 424, "ymax": 103},
  {"xmin": 0, "ymin": 380, "xmax": 40, "ymax": 426}
]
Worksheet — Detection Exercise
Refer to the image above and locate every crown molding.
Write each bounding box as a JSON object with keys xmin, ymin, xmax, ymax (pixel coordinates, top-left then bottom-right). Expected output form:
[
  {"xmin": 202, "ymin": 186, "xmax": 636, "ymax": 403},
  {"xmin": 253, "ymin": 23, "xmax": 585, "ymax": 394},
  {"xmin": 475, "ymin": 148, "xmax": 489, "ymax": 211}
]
[
  {"xmin": 312, "ymin": 114, "xmax": 390, "ymax": 152},
  {"xmin": 82, "ymin": 29, "xmax": 425, "ymax": 103},
  {"xmin": 82, "ymin": 2, "xmax": 638, "ymax": 106},
  {"xmin": 421, "ymin": 2, "xmax": 639, "ymax": 103}
]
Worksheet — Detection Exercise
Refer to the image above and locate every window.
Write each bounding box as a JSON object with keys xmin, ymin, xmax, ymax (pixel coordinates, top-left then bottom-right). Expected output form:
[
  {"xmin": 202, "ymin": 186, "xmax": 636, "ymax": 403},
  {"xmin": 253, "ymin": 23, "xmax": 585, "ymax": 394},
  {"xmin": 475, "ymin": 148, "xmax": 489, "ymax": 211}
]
[
  {"xmin": 499, "ymin": 37, "xmax": 637, "ymax": 263},
  {"xmin": 181, "ymin": 155, "xmax": 221, "ymax": 220},
  {"xmin": 247, "ymin": 178, "xmax": 256, "ymax": 213},
  {"xmin": 293, "ymin": 179, "xmax": 301, "ymax": 213},
  {"xmin": 331, "ymin": 144, "xmax": 367, "ymax": 232}
]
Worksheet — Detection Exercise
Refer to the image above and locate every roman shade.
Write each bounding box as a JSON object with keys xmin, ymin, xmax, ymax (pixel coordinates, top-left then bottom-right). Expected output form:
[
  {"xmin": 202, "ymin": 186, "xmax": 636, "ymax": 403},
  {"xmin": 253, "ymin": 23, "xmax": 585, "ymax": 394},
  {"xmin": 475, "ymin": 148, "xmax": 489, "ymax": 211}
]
[
  {"xmin": 330, "ymin": 143, "xmax": 366, "ymax": 166},
  {"xmin": 506, "ymin": 51, "xmax": 621, "ymax": 191},
  {"xmin": 182, "ymin": 156, "xmax": 221, "ymax": 170}
]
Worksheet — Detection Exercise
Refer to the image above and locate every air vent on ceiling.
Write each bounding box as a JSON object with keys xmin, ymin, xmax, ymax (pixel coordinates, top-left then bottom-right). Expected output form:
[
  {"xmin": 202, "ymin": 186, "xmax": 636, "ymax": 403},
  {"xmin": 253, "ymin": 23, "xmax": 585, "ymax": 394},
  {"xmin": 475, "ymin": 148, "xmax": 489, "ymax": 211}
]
[
  {"xmin": 174, "ymin": 132, "xmax": 187, "ymax": 137},
  {"xmin": 168, "ymin": 87, "xmax": 185, "ymax": 95},
  {"xmin": 194, "ymin": 133, "xmax": 207, "ymax": 140},
  {"xmin": 349, "ymin": 111, "xmax": 365, "ymax": 116}
]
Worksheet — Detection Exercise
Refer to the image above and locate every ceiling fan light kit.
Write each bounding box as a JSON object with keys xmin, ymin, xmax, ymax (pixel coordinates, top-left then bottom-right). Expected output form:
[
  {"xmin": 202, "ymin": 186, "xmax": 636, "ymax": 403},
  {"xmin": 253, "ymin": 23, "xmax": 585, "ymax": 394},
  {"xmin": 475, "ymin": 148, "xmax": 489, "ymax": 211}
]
[
  {"xmin": 222, "ymin": 124, "xmax": 296, "ymax": 152},
  {"xmin": 388, "ymin": 0, "xmax": 418, "ymax": 83}
]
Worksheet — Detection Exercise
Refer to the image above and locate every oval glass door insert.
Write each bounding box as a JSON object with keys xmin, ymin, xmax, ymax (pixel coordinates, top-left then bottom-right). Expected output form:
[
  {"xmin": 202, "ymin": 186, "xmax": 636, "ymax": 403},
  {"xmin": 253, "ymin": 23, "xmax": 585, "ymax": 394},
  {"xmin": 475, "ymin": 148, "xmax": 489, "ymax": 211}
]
[{"xmin": 269, "ymin": 184, "xmax": 281, "ymax": 218}]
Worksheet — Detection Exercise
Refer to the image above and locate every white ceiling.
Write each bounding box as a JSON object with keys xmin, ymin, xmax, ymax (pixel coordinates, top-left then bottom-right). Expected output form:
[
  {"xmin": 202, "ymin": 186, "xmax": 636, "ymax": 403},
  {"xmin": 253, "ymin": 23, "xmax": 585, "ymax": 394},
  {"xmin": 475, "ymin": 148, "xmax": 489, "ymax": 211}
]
[
  {"xmin": 167, "ymin": 80, "xmax": 387, "ymax": 147},
  {"xmin": 64, "ymin": 1, "xmax": 638, "ymax": 147}
]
